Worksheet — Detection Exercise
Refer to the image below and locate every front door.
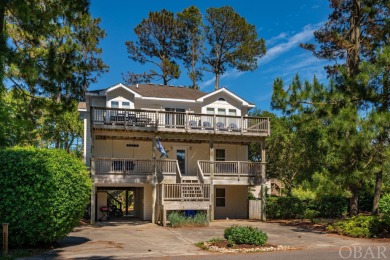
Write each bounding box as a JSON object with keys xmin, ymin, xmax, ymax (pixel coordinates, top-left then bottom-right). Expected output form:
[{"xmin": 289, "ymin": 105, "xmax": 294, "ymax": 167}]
[{"xmin": 176, "ymin": 149, "xmax": 187, "ymax": 175}]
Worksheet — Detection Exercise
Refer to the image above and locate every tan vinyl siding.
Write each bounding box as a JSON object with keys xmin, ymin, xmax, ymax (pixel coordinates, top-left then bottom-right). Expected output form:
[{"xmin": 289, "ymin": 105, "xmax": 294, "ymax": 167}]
[
  {"xmin": 143, "ymin": 184, "xmax": 153, "ymax": 220},
  {"xmin": 97, "ymin": 191, "xmax": 107, "ymax": 220},
  {"xmin": 214, "ymin": 185, "xmax": 248, "ymax": 219}
]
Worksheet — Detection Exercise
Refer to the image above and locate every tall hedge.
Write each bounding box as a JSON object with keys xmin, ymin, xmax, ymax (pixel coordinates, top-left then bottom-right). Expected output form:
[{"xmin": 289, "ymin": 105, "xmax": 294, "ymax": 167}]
[{"xmin": 0, "ymin": 147, "xmax": 91, "ymax": 246}]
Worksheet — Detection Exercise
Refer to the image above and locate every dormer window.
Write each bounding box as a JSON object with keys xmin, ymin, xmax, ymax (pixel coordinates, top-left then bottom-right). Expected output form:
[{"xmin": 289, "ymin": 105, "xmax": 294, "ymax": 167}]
[{"xmin": 218, "ymin": 98, "xmax": 225, "ymax": 101}]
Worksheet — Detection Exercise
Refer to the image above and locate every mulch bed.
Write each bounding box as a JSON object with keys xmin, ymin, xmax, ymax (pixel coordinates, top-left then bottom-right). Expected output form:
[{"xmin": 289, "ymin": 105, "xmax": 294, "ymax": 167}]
[{"xmin": 200, "ymin": 240, "xmax": 295, "ymax": 253}]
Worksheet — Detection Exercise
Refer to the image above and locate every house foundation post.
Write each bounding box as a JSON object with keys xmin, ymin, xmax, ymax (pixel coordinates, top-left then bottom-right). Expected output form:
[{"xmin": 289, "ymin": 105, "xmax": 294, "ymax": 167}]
[
  {"xmin": 209, "ymin": 140, "xmax": 215, "ymax": 222},
  {"xmin": 152, "ymin": 137, "xmax": 157, "ymax": 224},
  {"xmin": 260, "ymin": 138, "xmax": 267, "ymax": 221},
  {"xmin": 90, "ymin": 184, "xmax": 96, "ymax": 225}
]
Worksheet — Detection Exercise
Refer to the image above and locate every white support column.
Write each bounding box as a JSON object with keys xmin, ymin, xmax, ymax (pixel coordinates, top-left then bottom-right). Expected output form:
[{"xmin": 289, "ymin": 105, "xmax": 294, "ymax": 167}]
[
  {"xmin": 152, "ymin": 137, "xmax": 157, "ymax": 224},
  {"xmin": 83, "ymin": 118, "xmax": 87, "ymax": 163},
  {"xmin": 90, "ymin": 184, "xmax": 96, "ymax": 225},
  {"xmin": 260, "ymin": 138, "xmax": 267, "ymax": 221},
  {"xmin": 209, "ymin": 140, "xmax": 215, "ymax": 222}
]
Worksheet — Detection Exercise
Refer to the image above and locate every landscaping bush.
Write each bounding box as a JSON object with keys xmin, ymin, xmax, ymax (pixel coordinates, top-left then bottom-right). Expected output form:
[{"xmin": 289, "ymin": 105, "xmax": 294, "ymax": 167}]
[
  {"xmin": 379, "ymin": 193, "xmax": 390, "ymax": 215},
  {"xmin": 266, "ymin": 196, "xmax": 306, "ymax": 219},
  {"xmin": 327, "ymin": 215, "xmax": 389, "ymax": 238},
  {"xmin": 0, "ymin": 147, "xmax": 91, "ymax": 246},
  {"xmin": 267, "ymin": 196, "xmax": 348, "ymax": 219},
  {"xmin": 311, "ymin": 196, "xmax": 348, "ymax": 218},
  {"xmin": 167, "ymin": 211, "xmax": 208, "ymax": 227},
  {"xmin": 224, "ymin": 225, "xmax": 268, "ymax": 246}
]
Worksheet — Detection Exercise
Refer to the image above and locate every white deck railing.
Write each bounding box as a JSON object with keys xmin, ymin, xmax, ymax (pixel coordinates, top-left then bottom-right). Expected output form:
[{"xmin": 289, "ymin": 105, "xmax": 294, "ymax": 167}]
[
  {"xmin": 91, "ymin": 158, "xmax": 179, "ymax": 177},
  {"xmin": 161, "ymin": 183, "xmax": 210, "ymax": 201},
  {"xmin": 91, "ymin": 107, "xmax": 270, "ymax": 135},
  {"xmin": 198, "ymin": 160, "xmax": 264, "ymax": 179}
]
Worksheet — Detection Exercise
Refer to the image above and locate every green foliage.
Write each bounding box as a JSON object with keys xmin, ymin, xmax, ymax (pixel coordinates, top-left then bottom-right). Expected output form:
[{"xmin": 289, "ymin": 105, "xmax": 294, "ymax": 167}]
[
  {"xmin": 124, "ymin": 9, "xmax": 183, "ymax": 85},
  {"xmin": 204, "ymin": 6, "xmax": 266, "ymax": 89},
  {"xmin": 167, "ymin": 211, "xmax": 208, "ymax": 227},
  {"xmin": 266, "ymin": 197, "xmax": 306, "ymax": 219},
  {"xmin": 266, "ymin": 196, "xmax": 348, "ymax": 219},
  {"xmin": 177, "ymin": 6, "xmax": 204, "ymax": 89},
  {"xmin": 327, "ymin": 215, "xmax": 390, "ymax": 238},
  {"xmin": 224, "ymin": 225, "xmax": 268, "ymax": 246},
  {"xmin": 0, "ymin": 147, "xmax": 92, "ymax": 246},
  {"xmin": 379, "ymin": 194, "xmax": 390, "ymax": 215}
]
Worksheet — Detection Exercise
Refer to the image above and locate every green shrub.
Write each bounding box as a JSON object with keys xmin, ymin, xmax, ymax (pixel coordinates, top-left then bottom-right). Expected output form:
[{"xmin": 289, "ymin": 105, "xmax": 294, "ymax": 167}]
[
  {"xmin": 304, "ymin": 209, "xmax": 320, "ymax": 222},
  {"xmin": 379, "ymin": 193, "xmax": 390, "ymax": 215},
  {"xmin": 327, "ymin": 215, "xmax": 389, "ymax": 238},
  {"xmin": 0, "ymin": 147, "xmax": 91, "ymax": 246},
  {"xmin": 311, "ymin": 196, "xmax": 348, "ymax": 218},
  {"xmin": 266, "ymin": 196, "xmax": 306, "ymax": 219},
  {"xmin": 167, "ymin": 211, "xmax": 208, "ymax": 227},
  {"xmin": 266, "ymin": 196, "xmax": 348, "ymax": 219},
  {"xmin": 224, "ymin": 225, "xmax": 268, "ymax": 246}
]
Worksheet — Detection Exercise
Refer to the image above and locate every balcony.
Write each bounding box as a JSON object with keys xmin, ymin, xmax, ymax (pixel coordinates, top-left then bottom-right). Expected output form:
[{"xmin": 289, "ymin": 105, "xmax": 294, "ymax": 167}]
[
  {"xmin": 91, "ymin": 107, "xmax": 270, "ymax": 136},
  {"xmin": 91, "ymin": 158, "xmax": 181, "ymax": 184},
  {"xmin": 91, "ymin": 157, "xmax": 264, "ymax": 185},
  {"xmin": 197, "ymin": 161, "xmax": 264, "ymax": 185}
]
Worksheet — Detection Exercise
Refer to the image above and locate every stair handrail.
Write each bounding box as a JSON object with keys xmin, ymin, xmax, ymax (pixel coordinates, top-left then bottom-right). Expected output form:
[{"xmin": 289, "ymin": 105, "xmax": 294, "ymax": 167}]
[
  {"xmin": 175, "ymin": 160, "xmax": 182, "ymax": 183},
  {"xmin": 196, "ymin": 160, "xmax": 205, "ymax": 183},
  {"xmin": 107, "ymin": 192, "xmax": 122, "ymax": 212}
]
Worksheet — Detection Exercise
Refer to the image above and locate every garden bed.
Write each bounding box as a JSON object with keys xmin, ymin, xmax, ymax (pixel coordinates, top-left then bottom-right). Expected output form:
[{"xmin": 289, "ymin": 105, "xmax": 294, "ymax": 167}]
[{"xmin": 198, "ymin": 239, "xmax": 294, "ymax": 253}]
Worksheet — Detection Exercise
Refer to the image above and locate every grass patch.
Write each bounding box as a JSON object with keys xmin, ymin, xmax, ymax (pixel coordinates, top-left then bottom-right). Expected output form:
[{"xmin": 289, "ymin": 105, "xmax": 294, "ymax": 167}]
[{"xmin": 167, "ymin": 211, "xmax": 208, "ymax": 227}]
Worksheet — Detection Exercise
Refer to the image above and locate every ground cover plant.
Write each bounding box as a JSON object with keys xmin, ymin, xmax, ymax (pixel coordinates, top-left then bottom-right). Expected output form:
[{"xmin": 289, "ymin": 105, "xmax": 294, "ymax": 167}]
[
  {"xmin": 224, "ymin": 225, "xmax": 268, "ymax": 246},
  {"xmin": 167, "ymin": 211, "xmax": 208, "ymax": 227},
  {"xmin": 0, "ymin": 147, "xmax": 91, "ymax": 246}
]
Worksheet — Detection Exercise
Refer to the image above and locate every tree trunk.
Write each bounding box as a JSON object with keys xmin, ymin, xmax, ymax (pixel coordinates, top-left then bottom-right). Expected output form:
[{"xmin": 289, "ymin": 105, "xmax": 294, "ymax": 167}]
[
  {"xmin": 215, "ymin": 73, "xmax": 220, "ymax": 90},
  {"xmin": 347, "ymin": 0, "xmax": 361, "ymax": 78},
  {"xmin": 350, "ymin": 186, "xmax": 359, "ymax": 216},
  {"xmin": 372, "ymin": 170, "xmax": 383, "ymax": 215}
]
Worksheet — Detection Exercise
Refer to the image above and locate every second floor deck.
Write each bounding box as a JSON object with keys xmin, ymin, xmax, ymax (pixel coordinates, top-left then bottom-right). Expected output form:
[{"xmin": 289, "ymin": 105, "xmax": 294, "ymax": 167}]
[
  {"xmin": 91, "ymin": 157, "xmax": 265, "ymax": 185},
  {"xmin": 91, "ymin": 107, "xmax": 270, "ymax": 136}
]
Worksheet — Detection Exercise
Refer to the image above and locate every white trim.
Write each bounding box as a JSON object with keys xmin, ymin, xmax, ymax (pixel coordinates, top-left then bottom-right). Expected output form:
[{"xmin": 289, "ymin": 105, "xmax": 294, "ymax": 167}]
[
  {"xmin": 78, "ymin": 108, "xmax": 87, "ymax": 112},
  {"xmin": 196, "ymin": 88, "xmax": 251, "ymax": 106},
  {"xmin": 100, "ymin": 83, "xmax": 142, "ymax": 98}
]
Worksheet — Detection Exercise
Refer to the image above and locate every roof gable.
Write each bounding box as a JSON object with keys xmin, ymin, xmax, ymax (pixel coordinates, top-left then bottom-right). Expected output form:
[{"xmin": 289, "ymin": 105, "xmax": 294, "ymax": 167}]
[{"xmin": 196, "ymin": 88, "xmax": 254, "ymax": 107}]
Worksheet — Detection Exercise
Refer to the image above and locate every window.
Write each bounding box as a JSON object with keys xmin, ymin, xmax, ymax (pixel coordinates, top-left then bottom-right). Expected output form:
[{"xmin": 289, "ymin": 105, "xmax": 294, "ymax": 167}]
[
  {"xmin": 228, "ymin": 109, "xmax": 237, "ymax": 116},
  {"xmin": 111, "ymin": 101, "xmax": 119, "ymax": 108},
  {"xmin": 218, "ymin": 97, "xmax": 225, "ymax": 101},
  {"xmin": 206, "ymin": 108, "xmax": 214, "ymax": 114},
  {"xmin": 217, "ymin": 108, "xmax": 226, "ymax": 115},
  {"xmin": 216, "ymin": 188, "xmax": 226, "ymax": 207},
  {"xmin": 122, "ymin": 101, "xmax": 130, "ymax": 108},
  {"xmin": 216, "ymin": 149, "xmax": 225, "ymax": 161}
]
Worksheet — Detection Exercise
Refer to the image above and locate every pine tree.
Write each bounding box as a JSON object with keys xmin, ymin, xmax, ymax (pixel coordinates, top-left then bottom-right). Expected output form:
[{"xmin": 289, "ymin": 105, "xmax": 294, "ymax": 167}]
[
  {"xmin": 204, "ymin": 6, "xmax": 266, "ymax": 89},
  {"xmin": 124, "ymin": 9, "xmax": 183, "ymax": 85}
]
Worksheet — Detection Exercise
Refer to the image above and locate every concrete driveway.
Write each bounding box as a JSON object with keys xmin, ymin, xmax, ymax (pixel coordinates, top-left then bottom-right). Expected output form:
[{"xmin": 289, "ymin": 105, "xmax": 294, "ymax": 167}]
[{"xmin": 31, "ymin": 219, "xmax": 389, "ymax": 259}]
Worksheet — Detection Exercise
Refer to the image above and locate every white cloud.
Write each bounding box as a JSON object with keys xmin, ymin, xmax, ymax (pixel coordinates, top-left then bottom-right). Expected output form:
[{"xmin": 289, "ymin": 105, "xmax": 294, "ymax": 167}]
[
  {"xmin": 258, "ymin": 23, "xmax": 323, "ymax": 66},
  {"xmin": 266, "ymin": 32, "xmax": 288, "ymax": 46}
]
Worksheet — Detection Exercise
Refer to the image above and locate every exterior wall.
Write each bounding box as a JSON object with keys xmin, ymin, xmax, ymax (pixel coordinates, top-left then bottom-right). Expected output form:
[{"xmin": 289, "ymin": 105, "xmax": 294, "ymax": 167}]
[
  {"xmin": 91, "ymin": 96, "xmax": 106, "ymax": 107},
  {"xmin": 134, "ymin": 98, "xmax": 200, "ymax": 113},
  {"xmin": 106, "ymin": 88, "xmax": 135, "ymax": 108},
  {"xmin": 93, "ymin": 139, "xmax": 248, "ymax": 175},
  {"xmin": 214, "ymin": 185, "xmax": 249, "ymax": 219},
  {"xmin": 97, "ymin": 191, "xmax": 107, "ymax": 220},
  {"xmin": 143, "ymin": 184, "xmax": 153, "ymax": 221},
  {"xmin": 93, "ymin": 139, "xmax": 152, "ymax": 159},
  {"xmin": 201, "ymin": 92, "xmax": 244, "ymax": 116}
]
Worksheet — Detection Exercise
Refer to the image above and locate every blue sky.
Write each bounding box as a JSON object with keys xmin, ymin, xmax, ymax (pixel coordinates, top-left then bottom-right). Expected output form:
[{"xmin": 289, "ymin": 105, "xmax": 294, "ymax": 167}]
[{"xmin": 90, "ymin": 1, "xmax": 332, "ymax": 112}]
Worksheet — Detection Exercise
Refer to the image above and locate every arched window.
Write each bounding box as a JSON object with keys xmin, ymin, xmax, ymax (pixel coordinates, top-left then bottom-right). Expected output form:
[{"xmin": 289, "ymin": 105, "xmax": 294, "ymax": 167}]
[{"xmin": 217, "ymin": 97, "xmax": 225, "ymax": 101}]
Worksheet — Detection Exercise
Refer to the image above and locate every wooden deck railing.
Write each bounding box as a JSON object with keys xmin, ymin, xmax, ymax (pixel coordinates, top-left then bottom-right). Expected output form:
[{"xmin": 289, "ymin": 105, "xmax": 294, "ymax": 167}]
[
  {"xmin": 198, "ymin": 160, "xmax": 264, "ymax": 179},
  {"xmin": 161, "ymin": 183, "xmax": 210, "ymax": 201},
  {"xmin": 91, "ymin": 157, "xmax": 179, "ymax": 177},
  {"xmin": 91, "ymin": 107, "xmax": 270, "ymax": 135}
]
